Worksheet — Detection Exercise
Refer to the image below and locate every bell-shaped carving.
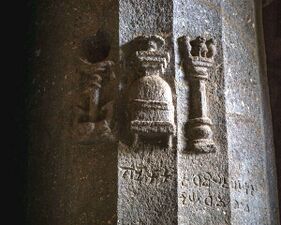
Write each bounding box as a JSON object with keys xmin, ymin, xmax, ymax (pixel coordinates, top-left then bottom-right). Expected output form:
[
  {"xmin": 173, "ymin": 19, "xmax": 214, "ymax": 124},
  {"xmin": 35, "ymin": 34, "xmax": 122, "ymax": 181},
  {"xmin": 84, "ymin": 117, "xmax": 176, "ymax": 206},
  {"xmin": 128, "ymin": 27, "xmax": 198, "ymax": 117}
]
[{"xmin": 128, "ymin": 35, "xmax": 175, "ymax": 147}]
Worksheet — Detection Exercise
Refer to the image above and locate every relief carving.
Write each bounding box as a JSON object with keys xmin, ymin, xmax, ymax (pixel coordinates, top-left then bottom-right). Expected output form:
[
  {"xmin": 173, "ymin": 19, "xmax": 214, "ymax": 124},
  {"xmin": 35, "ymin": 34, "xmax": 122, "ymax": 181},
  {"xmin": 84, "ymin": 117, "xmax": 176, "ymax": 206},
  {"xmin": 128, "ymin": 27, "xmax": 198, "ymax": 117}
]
[
  {"xmin": 128, "ymin": 36, "xmax": 175, "ymax": 147},
  {"xmin": 73, "ymin": 60, "xmax": 116, "ymax": 144},
  {"xmin": 178, "ymin": 36, "xmax": 217, "ymax": 153}
]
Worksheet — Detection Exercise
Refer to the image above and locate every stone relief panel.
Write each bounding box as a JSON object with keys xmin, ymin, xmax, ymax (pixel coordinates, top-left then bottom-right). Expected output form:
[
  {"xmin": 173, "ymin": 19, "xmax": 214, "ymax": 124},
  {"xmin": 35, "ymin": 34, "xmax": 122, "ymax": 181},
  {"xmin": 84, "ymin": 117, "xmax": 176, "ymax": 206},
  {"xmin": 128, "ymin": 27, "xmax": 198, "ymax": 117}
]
[
  {"xmin": 71, "ymin": 32, "xmax": 117, "ymax": 144},
  {"xmin": 121, "ymin": 35, "xmax": 176, "ymax": 148},
  {"xmin": 117, "ymin": 35, "xmax": 177, "ymax": 225},
  {"xmin": 70, "ymin": 32, "xmax": 221, "ymax": 152},
  {"xmin": 71, "ymin": 33, "xmax": 220, "ymax": 151},
  {"xmin": 178, "ymin": 35, "xmax": 217, "ymax": 153},
  {"xmin": 28, "ymin": 0, "xmax": 279, "ymax": 224}
]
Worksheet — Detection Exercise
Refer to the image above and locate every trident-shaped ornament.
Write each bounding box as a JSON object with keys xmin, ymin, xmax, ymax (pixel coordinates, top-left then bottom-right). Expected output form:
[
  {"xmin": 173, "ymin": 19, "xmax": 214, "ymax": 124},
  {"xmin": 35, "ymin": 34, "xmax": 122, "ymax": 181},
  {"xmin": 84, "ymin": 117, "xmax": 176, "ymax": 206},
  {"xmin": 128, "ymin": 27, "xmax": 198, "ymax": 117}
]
[{"xmin": 178, "ymin": 36, "xmax": 217, "ymax": 153}]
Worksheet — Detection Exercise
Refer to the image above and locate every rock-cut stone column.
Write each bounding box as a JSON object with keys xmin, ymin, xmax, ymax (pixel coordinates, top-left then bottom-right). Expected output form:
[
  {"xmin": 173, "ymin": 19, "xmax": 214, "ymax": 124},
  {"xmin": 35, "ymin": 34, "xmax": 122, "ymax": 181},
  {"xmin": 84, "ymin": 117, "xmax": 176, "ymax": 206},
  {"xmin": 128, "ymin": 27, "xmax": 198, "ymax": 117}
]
[
  {"xmin": 116, "ymin": 1, "xmax": 177, "ymax": 225},
  {"xmin": 174, "ymin": 0, "xmax": 279, "ymax": 224},
  {"xmin": 26, "ymin": 0, "xmax": 279, "ymax": 225}
]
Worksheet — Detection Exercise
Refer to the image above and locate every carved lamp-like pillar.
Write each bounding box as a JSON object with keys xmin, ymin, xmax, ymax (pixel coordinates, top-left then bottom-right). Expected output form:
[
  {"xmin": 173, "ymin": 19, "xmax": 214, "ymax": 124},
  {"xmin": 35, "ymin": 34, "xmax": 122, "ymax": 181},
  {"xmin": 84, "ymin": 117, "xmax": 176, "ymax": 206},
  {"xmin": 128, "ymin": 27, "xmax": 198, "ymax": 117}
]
[{"xmin": 179, "ymin": 36, "xmax": 217, "ymax": 153}]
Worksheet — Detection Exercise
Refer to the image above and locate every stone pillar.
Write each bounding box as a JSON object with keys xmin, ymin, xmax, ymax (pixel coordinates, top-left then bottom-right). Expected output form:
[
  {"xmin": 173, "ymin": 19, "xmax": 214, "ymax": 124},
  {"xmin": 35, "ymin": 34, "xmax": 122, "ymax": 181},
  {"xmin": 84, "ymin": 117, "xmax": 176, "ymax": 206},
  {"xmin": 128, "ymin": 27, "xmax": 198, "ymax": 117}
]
[
  {"xmin": 174, "ymin": 0, "xmax": 279, "ymax": 224},
  {"xmin": 174, "ymin": 1, "xmax": 231, "ymax": 224},
  {"xmin": 26, "ymin": 0, "xmax": 279, "ymax": 224},
  {"xmin": 116, "ymin": 1, "xmax": 177, "ymax": 224}
]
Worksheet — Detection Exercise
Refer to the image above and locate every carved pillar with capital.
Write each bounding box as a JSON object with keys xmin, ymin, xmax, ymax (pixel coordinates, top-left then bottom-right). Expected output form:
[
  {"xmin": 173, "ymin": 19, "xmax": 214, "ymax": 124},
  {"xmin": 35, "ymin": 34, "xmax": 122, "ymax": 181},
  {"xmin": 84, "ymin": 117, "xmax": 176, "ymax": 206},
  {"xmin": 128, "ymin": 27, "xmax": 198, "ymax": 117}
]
[{"xmin": 179, "ymin": 36, "xmax": 217, "ymax": 153}]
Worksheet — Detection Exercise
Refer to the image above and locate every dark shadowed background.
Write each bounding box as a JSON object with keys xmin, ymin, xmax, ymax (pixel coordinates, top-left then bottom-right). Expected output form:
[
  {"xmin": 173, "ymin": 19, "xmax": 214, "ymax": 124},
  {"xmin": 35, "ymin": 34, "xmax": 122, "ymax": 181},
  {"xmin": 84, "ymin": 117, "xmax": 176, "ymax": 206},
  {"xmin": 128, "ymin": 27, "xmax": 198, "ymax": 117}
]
[{"xmin": 263, "ymin": 0, "xmax": 281, "ymax": 220}]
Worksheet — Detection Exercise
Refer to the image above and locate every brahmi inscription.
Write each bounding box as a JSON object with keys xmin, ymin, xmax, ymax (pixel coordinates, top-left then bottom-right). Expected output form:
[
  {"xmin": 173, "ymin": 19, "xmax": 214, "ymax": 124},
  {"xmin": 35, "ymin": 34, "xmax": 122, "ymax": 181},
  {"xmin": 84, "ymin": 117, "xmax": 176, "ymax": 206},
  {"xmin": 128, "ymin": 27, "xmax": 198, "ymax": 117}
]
[
  {"xmin": 119, "ymin": 162, "xmax": 173, "ymax": 185},
  {"xmin": 181, "ymin": 172, "xmax": 256, "ymax": 195},
  {"xmin": 117, "ymin": 143, "xmax": 177, "ymax": 225},
  {"xmin": 179, "ymin": 171, "xmax": 258, "ymax": 213},
  {"xmin": 180, "ymin": 191, "xmax": 251, "ymax": 213}
]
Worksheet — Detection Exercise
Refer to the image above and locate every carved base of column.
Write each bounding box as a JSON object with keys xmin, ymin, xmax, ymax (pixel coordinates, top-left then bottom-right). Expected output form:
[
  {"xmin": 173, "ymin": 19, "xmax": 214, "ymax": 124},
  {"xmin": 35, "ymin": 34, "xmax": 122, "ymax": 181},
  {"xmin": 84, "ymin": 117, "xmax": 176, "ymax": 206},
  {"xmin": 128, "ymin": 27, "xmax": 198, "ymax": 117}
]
[
  {"xmin": 186, "ymin": 117, "xmax": 216, "ymax": 153},
  {"xmin": 188, "ymin": 139, "xmax": 216, "ymax": 153},
  {"xmin": 132, "ymin": 133, "xmax": 173, "ymax": 148}
]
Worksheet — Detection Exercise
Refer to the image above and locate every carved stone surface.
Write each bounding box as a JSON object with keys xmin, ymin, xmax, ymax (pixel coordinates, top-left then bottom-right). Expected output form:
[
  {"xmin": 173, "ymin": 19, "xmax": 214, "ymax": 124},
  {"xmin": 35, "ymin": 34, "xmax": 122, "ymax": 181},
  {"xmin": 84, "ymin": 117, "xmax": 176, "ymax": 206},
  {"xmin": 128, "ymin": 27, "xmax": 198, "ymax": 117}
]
[
  {"xmin": 178, "ymin": 35, "xmax": 217, "ymax": 153},
  {"xmin": 25, "ymin": 0, "xmax": 279, "ymax": 225},
  {"xmin": 128, "ymin": 36, "xmax": 175, "ymax": 147},
  {"xmin": 72, "ymin": 59, "xmax": 116, "ymax": 144},
  {"xmin": 174, "ymin": 0, "xmax": 279, "ymax": 224},
  {"xmin": 117, "ymin": 1, "xmax": 178, "ymax": 224}
]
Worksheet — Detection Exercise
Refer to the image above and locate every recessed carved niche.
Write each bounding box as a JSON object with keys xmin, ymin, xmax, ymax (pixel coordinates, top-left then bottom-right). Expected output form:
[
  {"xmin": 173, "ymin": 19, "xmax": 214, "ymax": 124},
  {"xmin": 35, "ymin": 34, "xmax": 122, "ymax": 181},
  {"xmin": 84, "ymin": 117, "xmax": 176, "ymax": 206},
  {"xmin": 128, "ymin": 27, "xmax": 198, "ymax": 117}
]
[
  {"xmin": 178, "ymin": 35, "xmax": 217, "ymax": 153},
  {"xmin": 72, "ymin": 32, "xmax": 116, "ymax": 144},
  {"xmin": 126, "ymin": 35, "xmax": 176, "ymax": 147}
]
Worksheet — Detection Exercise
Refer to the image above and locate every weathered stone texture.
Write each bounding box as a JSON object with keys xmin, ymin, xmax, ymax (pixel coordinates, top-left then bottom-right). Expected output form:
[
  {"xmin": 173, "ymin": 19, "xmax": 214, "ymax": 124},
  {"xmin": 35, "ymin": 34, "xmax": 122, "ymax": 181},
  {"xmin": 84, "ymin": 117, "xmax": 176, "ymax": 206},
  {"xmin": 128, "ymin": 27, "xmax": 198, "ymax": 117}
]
[
  {"xmin": 25, "ymin": 0, "xmax": 279, "ymax": 225},
  {"xmin": 117, "ymin": 1, "xmax": 177, "ymax": 224},
  {"xmin": 26, "ymin": 1, "xmax": 118, "ymax": 225}
]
